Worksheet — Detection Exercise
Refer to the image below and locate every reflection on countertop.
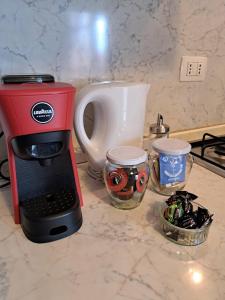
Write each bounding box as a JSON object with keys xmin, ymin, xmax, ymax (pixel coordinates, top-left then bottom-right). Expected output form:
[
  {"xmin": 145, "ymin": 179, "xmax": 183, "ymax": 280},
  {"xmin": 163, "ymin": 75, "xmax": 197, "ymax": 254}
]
[{"xmin": 0, "ymin": 162, "xmax": 224, "ymax": 300}]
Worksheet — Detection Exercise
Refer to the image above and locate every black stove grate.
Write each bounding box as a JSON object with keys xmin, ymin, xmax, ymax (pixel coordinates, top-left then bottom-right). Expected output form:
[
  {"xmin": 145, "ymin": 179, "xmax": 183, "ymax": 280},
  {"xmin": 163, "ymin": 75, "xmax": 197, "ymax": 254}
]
[{"xmin": 191, "ymin": 133, "xmax": 225, "ymax": 171}]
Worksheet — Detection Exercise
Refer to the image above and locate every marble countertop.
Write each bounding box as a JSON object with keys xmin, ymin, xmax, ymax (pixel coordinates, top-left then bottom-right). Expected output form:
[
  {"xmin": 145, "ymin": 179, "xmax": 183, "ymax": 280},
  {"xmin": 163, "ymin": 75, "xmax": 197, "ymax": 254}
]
[{"xmin": 0, "ymin": 163, "xmax": 225, "ymax": 300}]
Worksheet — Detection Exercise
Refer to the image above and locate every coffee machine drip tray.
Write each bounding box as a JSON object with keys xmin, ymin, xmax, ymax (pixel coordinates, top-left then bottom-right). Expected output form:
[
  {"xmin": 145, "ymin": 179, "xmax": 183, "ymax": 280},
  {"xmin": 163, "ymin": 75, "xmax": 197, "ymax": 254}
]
[
  {"xmin": 20, "ymin": 189, "xmax": 82, "ymax": 243},
  {"xmin": 15, "ymin": 149, "xmax": 83, "ymax": 243},
  {"xmin": 21, "ymin": 190, "xmax": 75, "ymax": 218}
]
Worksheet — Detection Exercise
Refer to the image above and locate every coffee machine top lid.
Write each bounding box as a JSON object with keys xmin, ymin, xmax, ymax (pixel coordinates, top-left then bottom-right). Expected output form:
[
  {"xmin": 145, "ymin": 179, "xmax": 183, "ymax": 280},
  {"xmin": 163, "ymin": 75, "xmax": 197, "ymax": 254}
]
[
  {"xmin": 0, "ymin": 82, "xmax": 75, "ymax": 96},
  {"xmin": 2, "ymin": 74, "xmax": 55, "ymax": 84}
]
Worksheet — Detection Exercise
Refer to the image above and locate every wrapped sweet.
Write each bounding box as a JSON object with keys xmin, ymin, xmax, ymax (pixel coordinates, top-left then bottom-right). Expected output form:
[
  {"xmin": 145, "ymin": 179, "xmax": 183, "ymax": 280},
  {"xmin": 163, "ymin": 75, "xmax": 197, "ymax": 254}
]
[
  {"xmin": 164, "ymin": 191, "xmax": 213, "ymax": 229},
  {"xmin": 160, "ymin": 191, "xmax": 213, "ymax": 245}
]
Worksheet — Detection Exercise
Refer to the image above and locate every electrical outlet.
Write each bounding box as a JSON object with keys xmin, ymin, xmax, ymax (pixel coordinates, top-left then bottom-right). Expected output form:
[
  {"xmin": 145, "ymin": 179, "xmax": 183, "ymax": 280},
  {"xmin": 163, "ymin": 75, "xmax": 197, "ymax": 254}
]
[{"xmin": 180, "ymin": 56, "xmax": 207, "ymax": 81}]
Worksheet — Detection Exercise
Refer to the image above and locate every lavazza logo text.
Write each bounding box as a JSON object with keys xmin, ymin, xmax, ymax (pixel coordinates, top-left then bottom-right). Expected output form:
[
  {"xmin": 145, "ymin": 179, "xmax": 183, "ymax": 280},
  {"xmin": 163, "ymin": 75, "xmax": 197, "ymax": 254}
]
[
  {"xmin": 33, "ymin": 108, "xmax": 52, "ymax": 115},
  {"xmin": 31, "ymin": 102, "xmax": 54, "ymax": 124}
]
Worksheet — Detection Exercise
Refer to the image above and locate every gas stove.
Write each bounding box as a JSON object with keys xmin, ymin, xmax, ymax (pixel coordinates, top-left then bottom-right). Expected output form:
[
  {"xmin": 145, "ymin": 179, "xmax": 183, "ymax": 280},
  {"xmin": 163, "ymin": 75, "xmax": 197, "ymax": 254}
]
[{"xmin": 190, "ymin": 133, "xmax": 225, "ymax": 178}]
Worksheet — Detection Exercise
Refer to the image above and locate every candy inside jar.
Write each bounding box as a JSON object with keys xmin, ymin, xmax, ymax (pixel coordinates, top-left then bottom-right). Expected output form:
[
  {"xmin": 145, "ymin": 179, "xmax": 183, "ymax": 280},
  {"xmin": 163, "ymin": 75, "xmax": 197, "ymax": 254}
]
[{"xmin": 104, "ymin": 146, "xmax": 150, "ymax": 209}]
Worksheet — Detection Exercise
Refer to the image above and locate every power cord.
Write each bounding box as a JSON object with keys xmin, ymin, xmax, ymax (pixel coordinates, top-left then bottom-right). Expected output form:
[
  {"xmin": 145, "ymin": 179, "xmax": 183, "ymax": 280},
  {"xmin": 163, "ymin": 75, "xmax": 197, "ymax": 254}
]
[{"xmin": 0, "ymin": 132, "xmax": 10, "ymax": 188}]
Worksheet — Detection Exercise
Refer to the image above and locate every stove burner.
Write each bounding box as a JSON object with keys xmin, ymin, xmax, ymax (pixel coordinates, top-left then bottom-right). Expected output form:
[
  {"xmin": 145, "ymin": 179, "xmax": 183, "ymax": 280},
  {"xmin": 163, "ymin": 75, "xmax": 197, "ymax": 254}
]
[
  {"xmin": 190, "ymin": 133, "xmax": 225, "ymax": 178},
  {"xmin": 206, "ymin": 146, "xmax": 225, "ymax": 162},
  {"xmin": 214, "ymin": 144, "xmax": 225, "ymax": 156}
]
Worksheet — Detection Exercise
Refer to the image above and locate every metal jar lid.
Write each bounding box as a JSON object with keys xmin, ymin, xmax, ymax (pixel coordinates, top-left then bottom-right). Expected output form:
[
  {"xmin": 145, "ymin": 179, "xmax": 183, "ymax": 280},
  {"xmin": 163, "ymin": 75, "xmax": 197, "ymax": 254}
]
[{"xmin": 149, "ymin": 114, "xmax": 170, "ymax": 135}]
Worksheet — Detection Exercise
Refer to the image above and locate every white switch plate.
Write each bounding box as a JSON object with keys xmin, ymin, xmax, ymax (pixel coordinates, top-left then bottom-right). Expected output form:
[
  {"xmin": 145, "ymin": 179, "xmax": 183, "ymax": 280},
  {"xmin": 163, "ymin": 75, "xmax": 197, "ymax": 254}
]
[{"xmin": 180, "ymin": 56, "xmax": 207, "ymax": 81}]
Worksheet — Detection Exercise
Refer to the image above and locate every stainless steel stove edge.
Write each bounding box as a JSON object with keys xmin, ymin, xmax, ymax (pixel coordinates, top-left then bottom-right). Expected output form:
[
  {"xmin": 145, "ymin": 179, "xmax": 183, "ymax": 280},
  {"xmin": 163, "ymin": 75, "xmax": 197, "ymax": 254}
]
[{"xmin": 192, "ymin": 156, "xmax": 225, "ymax": 178}]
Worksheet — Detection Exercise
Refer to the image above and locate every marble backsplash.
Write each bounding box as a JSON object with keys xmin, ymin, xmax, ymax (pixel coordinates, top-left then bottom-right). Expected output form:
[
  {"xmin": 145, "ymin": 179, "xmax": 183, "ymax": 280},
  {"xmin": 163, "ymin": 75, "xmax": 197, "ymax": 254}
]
[{"xmin": 1, "ymin": 0, "xmax": 225, "ymax": 137}]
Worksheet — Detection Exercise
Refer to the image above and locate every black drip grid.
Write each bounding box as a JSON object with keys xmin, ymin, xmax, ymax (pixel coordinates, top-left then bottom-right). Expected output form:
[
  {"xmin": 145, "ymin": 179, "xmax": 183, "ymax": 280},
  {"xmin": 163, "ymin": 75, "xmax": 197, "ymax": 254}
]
[{"xmin": 21, "ymin": 190, "xmax": 75, "ymax": 218}]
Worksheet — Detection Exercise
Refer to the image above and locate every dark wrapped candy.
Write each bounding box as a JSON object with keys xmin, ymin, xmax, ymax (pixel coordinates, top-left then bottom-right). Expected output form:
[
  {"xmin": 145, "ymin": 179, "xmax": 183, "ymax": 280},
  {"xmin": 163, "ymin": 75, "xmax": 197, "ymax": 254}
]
[
  {"xmin": 201, "ymin": 214, "xmax": 213, "ymax": 227},
  {"xmin": 166, "ymin": 194, "xmax": 178, "ymax": 206},
  {"xmin": 196, "ymin": 207, "xmax": 213, "ymax": 228},
  {"xmin": 182, "ymin": 197, "xmax": 193, "ymax": 214},
  {"xmin": 164, "ymin": 191, "xmax": 213, "ymax": 230},
  {"xmin": 175, "ymin": 191, "xmax": 198, "ymax": 201},
  {"xmin": 166, "ymin": 191, "xmax": 197, "ymax": 207},
  {"xmin": 174, "ymin": 201, "xmax": 184, "ymax": 219},
  {"xmin": 177, "ymin": 214, "xmax": 197, "ymax": 229}
]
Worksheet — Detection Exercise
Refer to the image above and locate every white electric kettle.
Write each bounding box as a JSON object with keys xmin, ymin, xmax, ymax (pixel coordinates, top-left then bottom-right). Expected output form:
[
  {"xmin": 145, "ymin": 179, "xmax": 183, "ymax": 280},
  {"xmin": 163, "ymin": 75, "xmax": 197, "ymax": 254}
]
[{"xmin": 74, "ymin": 81, "xmax": 150, "ymax": 177}]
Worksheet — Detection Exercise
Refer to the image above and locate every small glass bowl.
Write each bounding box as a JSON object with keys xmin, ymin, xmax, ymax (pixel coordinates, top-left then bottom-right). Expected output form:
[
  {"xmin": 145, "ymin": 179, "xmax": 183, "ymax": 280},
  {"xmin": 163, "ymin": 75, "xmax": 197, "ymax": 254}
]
[{"xmin": 159, "ymin": 202, "xmax": 212, "ymax": 246}]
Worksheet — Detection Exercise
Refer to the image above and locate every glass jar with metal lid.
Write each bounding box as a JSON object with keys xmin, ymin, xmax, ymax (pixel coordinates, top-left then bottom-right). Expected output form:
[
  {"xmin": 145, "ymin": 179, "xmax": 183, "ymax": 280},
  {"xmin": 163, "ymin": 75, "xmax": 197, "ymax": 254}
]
[
  {"xmin": 103, "ymin": 146, "xmax": 150, "ymax": 209},
  {"xmin": 149, "ymin": 138, "xmax": 193, "ymax": 195}
]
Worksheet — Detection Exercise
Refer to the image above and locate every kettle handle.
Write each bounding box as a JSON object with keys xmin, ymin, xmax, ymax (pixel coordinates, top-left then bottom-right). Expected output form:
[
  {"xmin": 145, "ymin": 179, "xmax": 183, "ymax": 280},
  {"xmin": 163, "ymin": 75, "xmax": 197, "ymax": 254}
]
[
  {"xmin": 74, "ymin": 88, "xmax": 109, "ymax": 169},
  {"xmin": 74, "ymin": 91, "xmax": 93, "ymax": 152}
]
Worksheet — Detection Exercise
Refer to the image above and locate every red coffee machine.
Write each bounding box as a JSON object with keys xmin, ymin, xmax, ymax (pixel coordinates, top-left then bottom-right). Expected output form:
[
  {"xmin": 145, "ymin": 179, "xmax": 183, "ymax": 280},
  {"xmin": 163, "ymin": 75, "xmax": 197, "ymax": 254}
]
[{"xmin": 0, "ymin": 75, "xmax": 83, "ymax": 243}]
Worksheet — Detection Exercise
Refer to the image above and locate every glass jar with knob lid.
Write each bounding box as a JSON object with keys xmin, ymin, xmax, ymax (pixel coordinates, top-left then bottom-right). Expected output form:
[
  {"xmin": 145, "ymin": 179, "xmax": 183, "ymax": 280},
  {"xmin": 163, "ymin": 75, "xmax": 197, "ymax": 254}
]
[
  {"xmin": 149, "ymin": 138, "xmax": 193, "ymax": 195},
  {"xmin": 103, "ymin": 146, "xmax": 150, "ymax": 209}
]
